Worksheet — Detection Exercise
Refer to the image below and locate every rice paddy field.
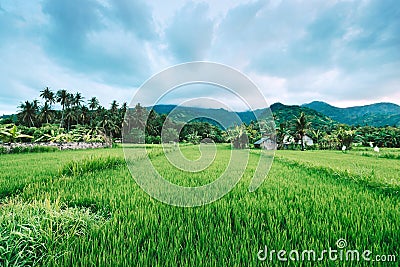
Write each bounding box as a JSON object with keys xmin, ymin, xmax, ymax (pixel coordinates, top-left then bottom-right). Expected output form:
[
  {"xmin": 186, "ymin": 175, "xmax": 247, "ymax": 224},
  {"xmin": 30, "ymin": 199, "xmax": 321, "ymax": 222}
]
[{"xmin": 0, "ymin": 145, "xmax": 399, "ymax": 266}]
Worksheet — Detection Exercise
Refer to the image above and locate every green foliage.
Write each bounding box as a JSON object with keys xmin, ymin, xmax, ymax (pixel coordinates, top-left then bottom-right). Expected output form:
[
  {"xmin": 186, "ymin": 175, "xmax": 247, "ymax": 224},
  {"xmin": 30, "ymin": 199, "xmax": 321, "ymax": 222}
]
[
  {"xmin": 272, "ymin": 103, "xmax": 336, "ymax": 132},
  {"xmin": 334, "ymin": 125, "xmax": 356, "ymax": 148},
  {"xmin": 15, "ymin": 89, "xmax": 126, "ymax": 142},
  {"xmin": 0, "ymin": 124, "xmax": 33, "ymax": 143},
  {"xmin": 179, "ymin": 121, "xmax": 225, "ymax": 144},
  {"xmin": 226, "ymin": 124, "xmax": 248, "ymax": 149}
]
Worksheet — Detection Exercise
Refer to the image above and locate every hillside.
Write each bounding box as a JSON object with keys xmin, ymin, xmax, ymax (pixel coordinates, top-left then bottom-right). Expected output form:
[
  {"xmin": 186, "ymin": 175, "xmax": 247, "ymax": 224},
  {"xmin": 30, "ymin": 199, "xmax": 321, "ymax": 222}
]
[
  {"xmin": 150, "ymin": 104, "xmax": 336, "ymax": 130},
  {"xmin": 269, "ymin": 103, "xmax": 337, "ymax": 130},
  {"xmin": 303, "ymin": 101, "xmax": 400, "ymax": 127}
]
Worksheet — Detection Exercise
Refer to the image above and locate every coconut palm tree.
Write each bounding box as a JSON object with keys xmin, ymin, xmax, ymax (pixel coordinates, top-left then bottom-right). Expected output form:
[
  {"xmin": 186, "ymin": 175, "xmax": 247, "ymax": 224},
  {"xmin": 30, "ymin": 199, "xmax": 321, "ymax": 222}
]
[
  {"xmin": 126, "ymin": 103, "xmax": 148, "ymax": 130},
  {"xmin": 294, "ymin": 112, "xmax": 311, "ymax": 151},
  {"xmin": 88, "ymin": 97, "xmax": 99, "ymax": 111},
  {"xmin": 79, "ymin": 106, "xmax": 89, "ymax": 126},
  {"xmin": 40, "ymin": 87, "xmax": 55, "ymax": 106},
  {"xmin": 64, "ymin": 108, "xmax": 76, "ymax": 131},
  {"xmin": 117, "ymin": 102, "xmax": 127, "ymax": 128},
  {"xmin": 98, "ymin": 114, "xmax": 119, "ymax": 146},
  {"xmin": 39, "ymin": 102, "xmax": 54, "ymax": 124},
  {"xmin": 56, "ymin": 89, "xmax": 69, "ymax": 128},
  {"xmin": 88, "ymin": 97, "xmax": 99, "ymax": 127},
  {"xmin": 110, "ymin": 100, "xmax": 119, "ymax": 115},
  {"xmin": 18, "ymin": 101, "xmax": 38, "ymax": 127},
  {"xmin": 73, "ymin": 92, "xmax": 84, "ymax": 107}
]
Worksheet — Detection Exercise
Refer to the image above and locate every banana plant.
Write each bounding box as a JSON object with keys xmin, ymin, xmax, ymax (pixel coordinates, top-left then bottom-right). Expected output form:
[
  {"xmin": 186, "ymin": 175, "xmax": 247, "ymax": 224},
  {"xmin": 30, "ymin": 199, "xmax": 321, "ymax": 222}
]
[{"xmin": 0, "ymin": 124, "xmax": 33, "ymax": 143}]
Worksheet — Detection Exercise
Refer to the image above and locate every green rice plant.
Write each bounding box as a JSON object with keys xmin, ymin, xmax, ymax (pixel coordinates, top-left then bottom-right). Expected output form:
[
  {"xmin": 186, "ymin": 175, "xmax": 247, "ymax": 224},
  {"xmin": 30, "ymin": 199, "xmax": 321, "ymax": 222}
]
[
  {"xmin": 360, "ymin": 152, "xmax": 400, "ymax": 160},
  {"xmin": 1, "ymin": 145, "xmax": 399, "ymax": 266},
  {"xmin": 0, "ymin": 198, "xmax": 106, "ymax": 267},
  {"xmin": 276, "ymin": 150, "xmax": 400, "ymax": 192},
  {"xmin": 0, "ymin": 184, "xmax": 24, "ymax": 201},
  {"xmin": 0, "ymin": 145, "xmax": 59, "ymax": 155},
  {"xmin": 60, "ymin": 156, "xmax": 126, "ymax": 176}
]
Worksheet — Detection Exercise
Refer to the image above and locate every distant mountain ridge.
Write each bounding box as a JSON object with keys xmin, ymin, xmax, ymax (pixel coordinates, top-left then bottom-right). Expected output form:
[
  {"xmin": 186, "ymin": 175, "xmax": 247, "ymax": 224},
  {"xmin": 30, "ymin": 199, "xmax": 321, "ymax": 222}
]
[
  {"xmin": 149, "ymin": 103, "xmax": 336, "ymax": 130},
  {"xmin": 302, "ymin": 101, "xmax": 400, "ymax": 127},
  {"xmin": 149, "ymin": 105, "xmax": 264, "ymax": 129}
]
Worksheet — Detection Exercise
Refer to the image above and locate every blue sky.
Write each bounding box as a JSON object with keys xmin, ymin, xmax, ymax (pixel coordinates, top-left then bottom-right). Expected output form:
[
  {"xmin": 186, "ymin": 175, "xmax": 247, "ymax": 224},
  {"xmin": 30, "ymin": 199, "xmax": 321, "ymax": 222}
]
[{"xmin": 0, "ymin": 0, "xmax": 399, "ymax": 114}]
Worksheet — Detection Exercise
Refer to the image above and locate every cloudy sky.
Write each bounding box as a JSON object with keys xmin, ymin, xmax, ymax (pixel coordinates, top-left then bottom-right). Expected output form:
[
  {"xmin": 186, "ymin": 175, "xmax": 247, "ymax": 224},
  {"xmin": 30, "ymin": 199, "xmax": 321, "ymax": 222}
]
[{"xmin": 0, "ymin": 0, "xmax": 399, "ymax": 114}]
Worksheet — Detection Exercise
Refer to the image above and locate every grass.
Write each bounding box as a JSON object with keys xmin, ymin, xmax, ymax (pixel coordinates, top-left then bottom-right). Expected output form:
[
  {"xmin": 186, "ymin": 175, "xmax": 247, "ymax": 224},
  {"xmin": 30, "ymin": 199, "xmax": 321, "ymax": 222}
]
[{"xmin": 0, "ymin": 145, "xmax": 399, "ymax": 266}]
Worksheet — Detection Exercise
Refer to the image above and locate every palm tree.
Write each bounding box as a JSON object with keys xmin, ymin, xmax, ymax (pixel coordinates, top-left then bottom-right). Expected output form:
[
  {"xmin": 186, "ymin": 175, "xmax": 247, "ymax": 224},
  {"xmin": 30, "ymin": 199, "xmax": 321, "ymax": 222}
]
[
  {"xmin": 130, "ymin": 103, "xmax": 147, "ymax": 129},
  {"xmin": 39, "ymin": 102, "xmax": 54, "ymax": 124},
  {"xmin": 40, "ymin": 87, "xmax": 55, "ymax": 106},
  {"xmin": 56, "ymin": 89, "xmax": 69, "ymax": 128},
  {"xmin": 88, "ymin": 97, "xmax": 99, "ymax": 111},
  {"xmin": 73, "ymin": 106, "xmax": 81, "ymax": 125},
  {"xmin": 88, "ymin": 97, "xmax": 99, "ymax": 127},
  {"xmin": 80, "ymin": 106, "xmax": 89, "ymax": 126},
  {"xmin": 118, "ymin": 102, "xmax": 128, "ymax": 128},
  {"xmin": 65, "ymin": 93, "xmax": 74, "ymax": 109},
  {"xmin": 18, "ymin": 101, "xmax": 38, "ymax": 127},
  {"xmin": 98, "ymin": 114, "xmax": 119, "ymax": 146},
  {"xmin": 110, "ymin": 100, "xmax": 119, "ymax": 115},
  {"xmin": 294, "ymin": 112, "xmax": 311, "ymax": 151},
  {"xmin": 73, "ymin": 92, "xmax": 84, "ymax": 107},
  {"xmin": 64, "ymin": 108, "xmax": 76, "ymax": 131}
]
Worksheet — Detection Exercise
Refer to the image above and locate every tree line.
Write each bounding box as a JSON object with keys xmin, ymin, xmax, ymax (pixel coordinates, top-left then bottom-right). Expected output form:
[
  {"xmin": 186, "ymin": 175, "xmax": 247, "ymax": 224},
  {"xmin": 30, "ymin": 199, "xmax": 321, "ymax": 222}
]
[
  {"xmin": 276, "ymin": 112, "xmax": 400, "ymax": 150},
  {"xmin": 1, "ymin": 88, "xmax": 399, "ymax": 149}
]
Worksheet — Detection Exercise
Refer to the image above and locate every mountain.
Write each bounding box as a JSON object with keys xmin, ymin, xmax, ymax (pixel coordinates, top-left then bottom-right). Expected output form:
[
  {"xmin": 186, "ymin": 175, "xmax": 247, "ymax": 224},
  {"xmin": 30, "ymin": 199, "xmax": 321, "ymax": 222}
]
[
  {"xmin": 0, "ymin": 114, "xmax": 17, "ymax": 123},
  {"xmin": 149, "ymin": 105, "xmax": 261, "ymax": 129},
  {"xmin": 302, "ymin": 101, "xmax": 400, "ymax": 127},
  {"xmin": 269, "ymin": 103, "xmax": 337, "ymax": 130},
  {"xmin": 149, "ymin": 104, "xmax": 336, "ymax": 130}
]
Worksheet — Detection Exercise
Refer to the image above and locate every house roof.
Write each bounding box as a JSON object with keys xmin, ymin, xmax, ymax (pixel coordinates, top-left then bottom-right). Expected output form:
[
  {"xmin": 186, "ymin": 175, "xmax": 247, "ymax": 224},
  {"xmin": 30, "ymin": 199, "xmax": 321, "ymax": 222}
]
[{"xmin": 254, "ymin": 137, "xmax": 270, "ymax": 145}]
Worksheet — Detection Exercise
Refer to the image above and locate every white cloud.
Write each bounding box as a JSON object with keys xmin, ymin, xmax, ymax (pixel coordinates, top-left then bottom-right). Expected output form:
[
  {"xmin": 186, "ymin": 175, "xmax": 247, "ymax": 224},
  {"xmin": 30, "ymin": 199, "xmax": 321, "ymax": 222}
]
[{"xmin": 1, "ymin": 0, "xmax": 400, "ymax": 115}]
